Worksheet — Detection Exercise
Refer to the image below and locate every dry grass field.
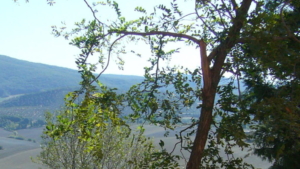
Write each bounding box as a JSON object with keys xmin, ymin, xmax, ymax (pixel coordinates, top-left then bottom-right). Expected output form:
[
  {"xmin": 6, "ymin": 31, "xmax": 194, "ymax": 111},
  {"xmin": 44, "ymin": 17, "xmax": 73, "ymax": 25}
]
[
  {"xmin": 0, "ymin": 128, "xmax": 46, "ymax": 169},
  {"xmin": 0, "ymin": 125, "xmax": 271, "ymax": 169}
]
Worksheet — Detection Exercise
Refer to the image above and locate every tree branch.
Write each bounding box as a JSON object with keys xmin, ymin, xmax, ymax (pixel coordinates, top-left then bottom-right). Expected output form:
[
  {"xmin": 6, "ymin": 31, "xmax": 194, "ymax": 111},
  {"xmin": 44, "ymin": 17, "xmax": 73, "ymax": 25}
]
[
  {"xmin": 195, "ymin": 4, "xmax": 218, "ymax": 38},
  {"xmin": 174, "ymin": 12, "xmax": 196, "ymax": 23},
  {"xmin": 280, "ymin": 0, "xmax": 300, "ymax": 43},
  {"xmin": 209, "ymin": 0, "xmax": 252, "ymax": 82},
  {"xmin": 83, "ymin": 0, "xmax": 107, "ymax": 27},
  {"xmin": 221, "ymin": 0, "xmax": 234, "ymax": 20},
  {"xmin": 209, "ymin": 2, "xmax": 228, "ymax": 30},
  {"xmin": 117, "ymin": 31, "xmax": 200, "ymax": 44},
  {"xmin": 92, "ymin": 34, "xmax": 127, "ymax": 84},
  {"xmin": 200, "ymin": 39, "xmax": 211, "ymax": 88},
  {"xmin": 230, "ymin": 0, "xmax": 238, "ymax": 16}
]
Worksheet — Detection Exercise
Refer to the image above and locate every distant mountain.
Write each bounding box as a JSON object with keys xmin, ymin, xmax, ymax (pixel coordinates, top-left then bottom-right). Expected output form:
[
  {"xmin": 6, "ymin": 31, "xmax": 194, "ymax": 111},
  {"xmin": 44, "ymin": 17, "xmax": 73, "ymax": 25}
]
[
  {"xmin": 0, "ymin": 88, "xmax": 76, "ymax": 119},
  {"xmin": 0, "ymin": 55, "xmax": 144, "ymax": 98},
  {"xmin": 0, "ymin": 55, "xmax": 244, "ymax": 120},
  {"xmin": 0, "ymin": 88, "xmax": 73, "ymax": 108},
  {"xmin": 0, "ymin": 55, "xmax": 144, "ymax": 119},
  {"xmin": 0, "ymin": 55, "xmax": 81, "ymax": 97}
]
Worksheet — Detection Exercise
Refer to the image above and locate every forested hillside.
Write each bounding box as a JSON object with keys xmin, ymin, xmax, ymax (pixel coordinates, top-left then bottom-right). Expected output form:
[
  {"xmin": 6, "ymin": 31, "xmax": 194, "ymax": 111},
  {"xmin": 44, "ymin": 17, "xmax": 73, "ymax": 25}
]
[
  {"xmin": 0, "ymin": 55, "xmax": 239, "ymax": 120},
  {"xmin": 0, "ymin": 55, "xmax": 144, "ymax": 97},
  {"xmin": 0, "ymin": 55, "xmax": 144, "ymax": 119},
  {"xmin": 0, "ymin": 55, "xmax": 81, "ymax": 97}
]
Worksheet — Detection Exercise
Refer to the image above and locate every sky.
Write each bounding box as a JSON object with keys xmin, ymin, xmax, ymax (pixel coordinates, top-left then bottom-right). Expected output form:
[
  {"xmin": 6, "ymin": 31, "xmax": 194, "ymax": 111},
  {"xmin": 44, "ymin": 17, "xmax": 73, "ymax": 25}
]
[{"xmin": 1, "ymin": 0, "xmax": 200, "ymax": 76}]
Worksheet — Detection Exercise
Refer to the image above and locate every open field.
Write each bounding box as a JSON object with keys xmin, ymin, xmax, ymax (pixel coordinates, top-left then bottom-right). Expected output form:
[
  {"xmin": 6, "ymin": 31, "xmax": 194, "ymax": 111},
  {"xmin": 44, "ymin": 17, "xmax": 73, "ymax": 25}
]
[
  {"xmin": 0, "ymin": 125, "xmax": 271, "ymax": 169},
  {"xmin": 0, "ymin": 128, "xmax": 46, "ymax": 169},
  {"xmin": 0, "ymin": 148, "xmax": 45, "ymax": 169}
]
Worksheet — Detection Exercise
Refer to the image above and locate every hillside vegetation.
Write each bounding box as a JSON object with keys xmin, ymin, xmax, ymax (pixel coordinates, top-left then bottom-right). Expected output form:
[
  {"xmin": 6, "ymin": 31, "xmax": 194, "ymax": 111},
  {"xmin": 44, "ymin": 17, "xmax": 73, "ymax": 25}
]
[
  {"xmin": 0, "ymin": 55, "xmax": 81, "ymax": 98},
  {"xmin": 0, "ymin": 55, "xmax": 144, "ymax": 120},
  {"xmin": 0, "ymin": 55, "xmax": 144, "ymax": 97},
  {"xmin": 0, "ymin": 55, "xmax": 236, "ymax": 121}
]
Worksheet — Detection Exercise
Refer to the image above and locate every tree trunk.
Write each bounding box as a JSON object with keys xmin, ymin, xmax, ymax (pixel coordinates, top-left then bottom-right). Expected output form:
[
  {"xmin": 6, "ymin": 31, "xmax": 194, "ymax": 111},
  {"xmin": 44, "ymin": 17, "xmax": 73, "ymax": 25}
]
[
  {"xmin": 186, "ymin": 1, "xmax": 252, "ymax": 168},
  {"xmin": 186, "ymin": 40, "xmax": 219, "ymax": 169},
  {"xmin": 186, "ymin": 87, "xmax": 217, "ymax": 169}
]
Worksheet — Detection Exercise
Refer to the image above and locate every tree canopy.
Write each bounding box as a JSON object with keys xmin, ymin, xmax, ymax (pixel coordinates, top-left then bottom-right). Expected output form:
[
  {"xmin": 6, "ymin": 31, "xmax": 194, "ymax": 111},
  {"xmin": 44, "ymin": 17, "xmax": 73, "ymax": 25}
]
[{"xmin": 36, "ymin": 0, "xmax": 300, "ymax": 168}]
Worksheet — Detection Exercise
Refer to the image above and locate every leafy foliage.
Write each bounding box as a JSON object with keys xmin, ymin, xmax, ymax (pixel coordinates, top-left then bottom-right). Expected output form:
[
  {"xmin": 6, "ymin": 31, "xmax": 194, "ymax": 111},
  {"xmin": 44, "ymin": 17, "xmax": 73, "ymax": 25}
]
[
  {"xmin": 236, "ymin": 1, "xmax": 300, "ymax": 168},
  {"xmin": 35, "ymin": 0, "xmax": 300, "ymax": 168},
  {"xmin": 37, "ymin": 87, "xmax": 179, "ymax": 168}
]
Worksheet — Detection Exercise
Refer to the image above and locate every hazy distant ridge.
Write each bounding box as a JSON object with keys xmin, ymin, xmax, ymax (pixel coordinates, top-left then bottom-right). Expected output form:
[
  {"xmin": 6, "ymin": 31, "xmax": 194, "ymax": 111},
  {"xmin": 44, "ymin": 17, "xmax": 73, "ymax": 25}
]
[
  {"xmin": 0, "ymin": 55, "xmax": 144, "ymax": 115},
  {"xmin": 0, "ymin": 55, "xmax": 144, "ymax": 98},
  {"xmin": 0, "ymin": 55, "xmax": 81, "ymax": 97}
]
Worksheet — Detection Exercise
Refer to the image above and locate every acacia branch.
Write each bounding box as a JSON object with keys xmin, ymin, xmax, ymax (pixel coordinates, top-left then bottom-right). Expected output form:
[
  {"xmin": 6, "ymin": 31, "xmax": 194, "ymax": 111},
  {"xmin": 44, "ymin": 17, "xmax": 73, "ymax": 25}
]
[{"xmin": 117, "ymin": 31, "xmax": 200, "ymax": 44}]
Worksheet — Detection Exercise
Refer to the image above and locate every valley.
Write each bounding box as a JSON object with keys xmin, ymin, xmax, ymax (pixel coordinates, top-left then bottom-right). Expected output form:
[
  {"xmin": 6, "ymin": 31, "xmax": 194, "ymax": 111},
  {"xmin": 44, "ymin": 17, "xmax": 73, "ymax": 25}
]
[{"xmin": 0, "ymin": 55, "xmax": 271, "ymax": 169}]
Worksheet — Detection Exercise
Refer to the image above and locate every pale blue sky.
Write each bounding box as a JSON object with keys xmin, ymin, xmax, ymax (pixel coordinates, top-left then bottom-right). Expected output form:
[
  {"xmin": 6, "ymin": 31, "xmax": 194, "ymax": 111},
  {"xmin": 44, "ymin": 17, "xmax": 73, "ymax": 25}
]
[{"xmin": 1, "ymin": 0, "xmax": 200, "ymax": 75}]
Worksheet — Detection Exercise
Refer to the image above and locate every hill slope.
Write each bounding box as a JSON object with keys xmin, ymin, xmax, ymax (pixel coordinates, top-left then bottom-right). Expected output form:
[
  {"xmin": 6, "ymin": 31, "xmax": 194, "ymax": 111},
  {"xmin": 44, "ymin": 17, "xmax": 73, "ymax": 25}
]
[
  {"xmin": 0, "ymin": 55, "xmax": 81, "ymax": 97},
  {"xmin": 0, "ymin": 55, "xmax": 144, "ymax": 119},
  {"xmin": 0, "ymin": 55, "xmax": 144, "ymax": 97}
]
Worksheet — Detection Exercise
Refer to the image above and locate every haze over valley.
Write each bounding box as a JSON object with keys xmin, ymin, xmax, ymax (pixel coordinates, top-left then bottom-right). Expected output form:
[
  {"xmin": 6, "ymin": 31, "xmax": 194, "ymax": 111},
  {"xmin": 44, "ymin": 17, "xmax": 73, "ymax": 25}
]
[{"xmin": 0, "ymin": 55, "xmax": 271, "ymax": 169}]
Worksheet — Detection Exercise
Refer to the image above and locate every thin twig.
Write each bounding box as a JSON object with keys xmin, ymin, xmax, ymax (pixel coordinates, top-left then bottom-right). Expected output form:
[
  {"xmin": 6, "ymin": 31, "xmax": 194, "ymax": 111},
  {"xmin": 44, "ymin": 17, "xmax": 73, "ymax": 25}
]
[
  {"xmin": 195, "ymin": 1, "xmax": 218, "ymax": 37},
  {"xmin": 91, "ymin": 34, "xmax": 127, "ymax": 84},
  {"xmin": 118, "ymin": 31, "xmax": 200, "ymax": 44},
  {"xmin": 83, "ymin": 0, "xmax": 107, "ymax": 27},
  {"xmin": 221, "ymin": 0, "xmax": 234, "ymax": 20},
  {"xmin": 170, "ymin": 141, "xmax": 181, "ymax": 154},
  {"xmin": 210, "ymin": 2, "xmax": 228, "ymax": 30},
  {"xmin": 179, "ymin": 121, "xmax": 199, "ymax": 152},
  {"xmin": 176, "ymin": 12, "xmax": 196, "ymax": 22}
]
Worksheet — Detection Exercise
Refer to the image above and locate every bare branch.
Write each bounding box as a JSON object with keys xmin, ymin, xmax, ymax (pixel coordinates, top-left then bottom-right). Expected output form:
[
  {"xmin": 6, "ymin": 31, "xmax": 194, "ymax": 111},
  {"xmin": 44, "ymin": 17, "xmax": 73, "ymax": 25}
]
[
  {"xmin": 174, "ymin": 12, "xmax": 196, "ymax": 23},
  {"xmin": 200, "ymin": 39, "xmax": 211, "ymax": 88},
  {"xmin": 83, "ymin": 0, "xmax": 107, "ymax": 27},
  {"xmin": 170, "ymin": 141, "xmax": 181, "ymax": 154}
]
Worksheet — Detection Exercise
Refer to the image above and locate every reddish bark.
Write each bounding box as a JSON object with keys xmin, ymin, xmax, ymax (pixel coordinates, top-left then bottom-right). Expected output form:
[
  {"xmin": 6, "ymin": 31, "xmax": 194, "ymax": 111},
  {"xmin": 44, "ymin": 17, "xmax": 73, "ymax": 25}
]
[{"xmin": 186, "ymin": 1, "xmax": 252, "ymax": 168}]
